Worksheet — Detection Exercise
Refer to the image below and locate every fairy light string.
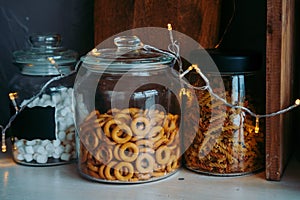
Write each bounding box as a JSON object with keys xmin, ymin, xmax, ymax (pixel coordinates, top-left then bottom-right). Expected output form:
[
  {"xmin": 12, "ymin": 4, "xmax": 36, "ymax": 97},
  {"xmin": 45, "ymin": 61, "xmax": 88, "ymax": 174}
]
[
  {"xmin": 2, "ymin": 24, "xmax": 300, "ymax": 152},
  {"xmin": 167, "ymin": 24, "xmax": 300, "ymax": 133},
  {"xmin": 180, "ymin": 64, "xmax": 300, "ymax": 119}
]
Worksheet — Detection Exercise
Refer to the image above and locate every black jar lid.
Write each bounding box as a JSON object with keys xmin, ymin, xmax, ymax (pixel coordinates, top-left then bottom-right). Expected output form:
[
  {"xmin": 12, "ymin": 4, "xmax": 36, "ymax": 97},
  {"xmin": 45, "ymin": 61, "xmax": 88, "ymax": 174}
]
[{"xmin": 190, "ymin": 49, "xmax": 262, "ymax": 73}]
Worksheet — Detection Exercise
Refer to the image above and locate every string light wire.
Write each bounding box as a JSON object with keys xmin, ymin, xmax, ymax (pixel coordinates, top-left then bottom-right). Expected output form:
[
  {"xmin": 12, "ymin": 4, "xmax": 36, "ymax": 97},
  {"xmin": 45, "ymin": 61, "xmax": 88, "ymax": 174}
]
[{"xmin": 2, "ymin": 24, "xmax": 300, "ymax": 152}]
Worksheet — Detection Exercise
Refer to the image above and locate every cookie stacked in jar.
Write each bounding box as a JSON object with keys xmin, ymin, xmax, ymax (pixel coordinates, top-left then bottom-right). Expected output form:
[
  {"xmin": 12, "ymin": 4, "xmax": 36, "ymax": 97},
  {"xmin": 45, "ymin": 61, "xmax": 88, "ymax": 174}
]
[
  {"xmin": 184, "ymin": 49, "xmax": 265, "ymax": 176},
  {"xmin": 9, "ymin": 34, "xmax": 78, "ymax": 166},
  {"xmin": 73, "ymin": 36, "xmax": 187, "ymax": 183}
]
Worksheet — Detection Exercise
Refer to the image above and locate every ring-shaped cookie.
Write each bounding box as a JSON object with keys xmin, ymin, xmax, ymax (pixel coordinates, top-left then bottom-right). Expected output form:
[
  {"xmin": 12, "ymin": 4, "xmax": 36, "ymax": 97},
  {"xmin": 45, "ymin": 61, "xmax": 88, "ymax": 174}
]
[
  {"xmin": 87, "ymin": 161, "xmax": 99, "ymax": 172},
  {"xmin": 81, "ymin": 128, "xmax": 99, "ymax": 150},
  {"xmin": 148, "ymin": 126, "xmax": 164, "ymax": 142},
  {"xmin": 98, "ymin": 164, "xmax": 106, "ymax": 179},
  {"xmin": 153, "ymin": 137, "xmax": 169, "ymax": 149},
  {"xmin": 104, "ymin": 161, "xmax": 117, "ymax": 181},
  {"xmin": 88, "ymin": 169, "xmax": 100, "ymax": 179},
  {"xmin": 139, "ymin": 147, "xmax": 155, "ymax": 154},
  {"xmin": 121, "ymin": 108, "xmax": 141, "ymax": 117},
  {"xmin": 104, "ymin": 119, "xmax": 122, "ymax": 138},
  {"xmin": 114, "ymin": 113, "xmax": 131, "ymax": 123},
  {"xmin": 131, "ymin": 117, "xmax": 151, "ymax": 137},
  {"xmin": 85, "ymin": 110, "xmax": 100, "ymax": 121},
  {"xmin": 135, "ymin": 153, "xmax": 155, "ymax": 174},
  {"xmin": 95, "ymin": 126, "xmax": 104, "ymax": 140},
  {"xmin": 94, "ymin": 145, "xmax": 113, "ymax": 164},
  {"xmin": 113, "ymin": 144, "xmax": 122, "ymax": 161},
  {"xmin": 166, "ymin": 155, "xmax": 179, "ymax": 172},
  {"xmin": 96, "ymin": 116, "xmax": 112, "ymax": 127},
  {"xmin": 147, "ymin": 110, "xmax": 165, "ymax": 126},
  {"xmin": 136, "ymin": 139, "xmax": 154, "ymax": 148},
  {"xmin": 119, "ymin": 142, "xmax": 139, "ymax": 162},
  {"xmin": 156, "ymin": 145, "xmax": 171, "ymax": 165},
  {"xmin": 111, "ymin": 124, "xmax": 132, "ymax": 144},
  {"xmin": 114, "ymin": 162, "xmax": 134, "ymax": 181}
]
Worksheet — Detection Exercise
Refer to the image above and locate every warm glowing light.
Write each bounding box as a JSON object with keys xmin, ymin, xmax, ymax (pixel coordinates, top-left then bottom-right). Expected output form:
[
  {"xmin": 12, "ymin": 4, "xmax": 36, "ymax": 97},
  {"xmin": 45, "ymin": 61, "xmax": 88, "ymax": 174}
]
[
  {"xmin": 255, "ymin": 117, "xmax": 260, "ymax": 133},
  {"xmin": 9, "ymin": 92, "xmax": 18, "ymax": 100}
]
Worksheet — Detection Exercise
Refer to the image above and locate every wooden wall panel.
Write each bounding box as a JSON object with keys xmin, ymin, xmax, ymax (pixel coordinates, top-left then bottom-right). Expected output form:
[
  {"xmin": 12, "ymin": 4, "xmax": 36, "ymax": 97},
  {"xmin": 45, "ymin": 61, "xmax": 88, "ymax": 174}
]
[
  {"xmin": 266, "ymin": 0, "xmax": 295, "ymax": 181},
  {"xmin": 94, "ymin": 0, "xmax": 221, "ymax": 48},
  {"xmin": 94, "ymin": 0, "xmax": 135, "ymax": 46}
]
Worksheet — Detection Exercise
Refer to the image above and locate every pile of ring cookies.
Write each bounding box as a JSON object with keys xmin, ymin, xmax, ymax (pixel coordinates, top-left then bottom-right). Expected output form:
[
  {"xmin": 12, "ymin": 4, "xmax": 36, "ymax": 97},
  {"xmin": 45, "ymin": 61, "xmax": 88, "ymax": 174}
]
[
  {"xmin": 183, "ymin": 88, "xmax": 265, "ymax": 175},
  {"xmin": 78, "ymin": 108, "xmax": 181, "ymax": 182}
]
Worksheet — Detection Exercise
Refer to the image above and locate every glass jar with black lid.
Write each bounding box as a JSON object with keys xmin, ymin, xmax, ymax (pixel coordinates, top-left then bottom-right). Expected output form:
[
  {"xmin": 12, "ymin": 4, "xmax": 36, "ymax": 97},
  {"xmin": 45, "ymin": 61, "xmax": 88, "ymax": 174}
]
[
  {"xmin": 184, "ymin": 49, "xmax": 265, "ymax": 176},
  {"xmin": 9, "ymin": 34, "xmax": 78, "ymax": 166}
]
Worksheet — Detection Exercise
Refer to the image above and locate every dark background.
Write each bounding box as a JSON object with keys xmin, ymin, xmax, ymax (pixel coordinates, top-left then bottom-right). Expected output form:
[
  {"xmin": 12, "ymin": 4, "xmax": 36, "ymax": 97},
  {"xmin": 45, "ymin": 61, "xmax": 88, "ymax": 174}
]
[{"xmin": 0, "ymin": 0, "xmax": 94, "ymax": 127}]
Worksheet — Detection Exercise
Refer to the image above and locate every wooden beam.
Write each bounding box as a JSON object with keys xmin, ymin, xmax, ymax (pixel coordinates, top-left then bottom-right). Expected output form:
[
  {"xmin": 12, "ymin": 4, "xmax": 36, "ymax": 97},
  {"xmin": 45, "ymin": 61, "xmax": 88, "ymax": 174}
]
[{"xmin": 266, "ymin": 0, "xmax": 295, "ymax": 181}]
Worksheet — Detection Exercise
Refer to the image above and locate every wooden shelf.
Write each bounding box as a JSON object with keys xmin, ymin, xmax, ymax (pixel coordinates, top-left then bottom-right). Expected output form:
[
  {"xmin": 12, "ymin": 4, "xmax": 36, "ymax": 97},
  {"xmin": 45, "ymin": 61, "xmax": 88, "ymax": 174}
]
[{"xmin": 265, "ymin": 0, "xmax": 296, "ymax": 181}]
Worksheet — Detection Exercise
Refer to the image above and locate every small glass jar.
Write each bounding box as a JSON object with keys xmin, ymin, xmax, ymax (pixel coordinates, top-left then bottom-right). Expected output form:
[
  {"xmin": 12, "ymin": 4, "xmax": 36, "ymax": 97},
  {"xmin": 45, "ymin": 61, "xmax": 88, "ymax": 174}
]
[
  {"xmin": 9, "ymin": 34, "xmax": 78, "ymax": 166},
  {"xmin": 73, "ymin": 36, "xmax": 183, "ymax": 183},
  {"xmin": 184, "ymin": 50, "xmax": 265, "ymax": 176}
]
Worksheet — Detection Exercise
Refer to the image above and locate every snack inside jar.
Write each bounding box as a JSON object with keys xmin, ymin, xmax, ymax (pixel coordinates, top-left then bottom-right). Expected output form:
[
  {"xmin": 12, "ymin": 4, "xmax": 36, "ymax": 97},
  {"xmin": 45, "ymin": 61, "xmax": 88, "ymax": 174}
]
[{"xmin": 184, "ymin": 50, "xmax": 265, "ymax": 176}]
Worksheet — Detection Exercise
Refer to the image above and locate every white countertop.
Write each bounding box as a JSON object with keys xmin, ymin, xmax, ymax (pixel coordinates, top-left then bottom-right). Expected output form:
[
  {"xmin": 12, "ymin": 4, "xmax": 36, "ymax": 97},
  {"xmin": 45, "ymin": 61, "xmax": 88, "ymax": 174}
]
[{"xmin": 1, "ymin": 143, "xmax": 300, "ymax": 200}]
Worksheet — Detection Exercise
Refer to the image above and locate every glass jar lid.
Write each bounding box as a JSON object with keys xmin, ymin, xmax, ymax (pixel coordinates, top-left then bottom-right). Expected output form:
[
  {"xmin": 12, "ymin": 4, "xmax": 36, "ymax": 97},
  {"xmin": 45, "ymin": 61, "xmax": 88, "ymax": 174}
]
[
  {"xmin": 13, "ymin": 34, "xmax": 78, "ymax": 75},
  {"xmin": 80, "ymin": 36, "xmax": 174, "ymax": 73}
]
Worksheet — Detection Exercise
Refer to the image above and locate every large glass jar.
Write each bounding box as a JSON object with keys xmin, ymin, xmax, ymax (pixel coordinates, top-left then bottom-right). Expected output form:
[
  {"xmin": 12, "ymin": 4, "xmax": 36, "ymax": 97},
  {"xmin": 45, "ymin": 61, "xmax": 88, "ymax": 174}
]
[
  {"xmin": 184, "ymin": 50, "xmax": 265, "ymax": 176},
  {"xmin": 9, "ymin": 34, "xmax": 78, "ymax": 166},
  {"xmin": 73, "ymin": 36, "xmax": 185, "ymax": 183}
]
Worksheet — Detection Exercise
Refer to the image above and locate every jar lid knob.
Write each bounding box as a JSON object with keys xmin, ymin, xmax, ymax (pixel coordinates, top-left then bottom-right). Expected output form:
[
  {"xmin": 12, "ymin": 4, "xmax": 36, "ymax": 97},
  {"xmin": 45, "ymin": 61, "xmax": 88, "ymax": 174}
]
[
  {"xmin": 29, "ymin": 34, "xmax": 61, "ymax": 47},
  {"xmin": 114, "ymin": 36, "xmax": 142, "ymax": 51}
]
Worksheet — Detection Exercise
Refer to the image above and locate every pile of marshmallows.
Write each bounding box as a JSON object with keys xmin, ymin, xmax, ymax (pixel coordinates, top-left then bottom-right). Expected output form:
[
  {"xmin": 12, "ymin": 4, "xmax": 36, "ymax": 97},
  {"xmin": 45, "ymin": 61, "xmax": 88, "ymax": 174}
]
[{"xmin": 14, "ymin": 87, "xmax": 76, "ymax": 164}]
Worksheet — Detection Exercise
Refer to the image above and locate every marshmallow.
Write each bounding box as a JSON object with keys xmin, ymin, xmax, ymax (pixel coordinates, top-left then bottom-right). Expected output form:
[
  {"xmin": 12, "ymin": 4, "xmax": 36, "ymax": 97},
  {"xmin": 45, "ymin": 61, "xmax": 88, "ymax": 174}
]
[
  {"xmin": 41, "ymin": 139, "xmax": 51, "ymax": 146},
  {"xmin": 14, "ymin": 87, "xmax": 77, "ymax": 165},
  {"xmin": 15, "ymin": 139, "xmax": 25, "ymax": 148},
  {"xmin": 60, "ymin": 153, "xmax": 71, "ymax": 161},
  {"xmin": 36, "ymin": 146, "xmax": 48, "ymax": 155},
  {"xmin": 53, "ymin": 139, "xmax": 61, "ymax": 147},
  {"xmin": 26, "ymin": 140, "xmax": 36, "ymax": 146},
  {"xmin": 16, "ymin": 153, "xmax": 25, "ymax": 161},
  {"xmin": 52, "ymin": 153, "xmax": 61, "ymax": 159},
  {"xmin": 24, "ymin": 154, "xmax": 33, "ymax": 162},
  {"xmin": 25, "ymin": 146, "xmax": 34, "ymax": 154},
  {"xmin": 64, "ymin": 144, "xmax": 72, "ymax": 153},
  {"xmin": 54, "ymin": 146, "xmax": 64, "ymax": 156},
  {"xmin": 36, "ymin": 154, "xmax": 48, "ymax": 164},
  {"xmin": 45, "ymin": 143, "xmax": 54, "ymax": 153},
  {"xmin": 17, "ymin": 146, "xmax": 26, "ymax": 154},
  {"xmin": 58, "ymin": 131, "xmax": 66, "ymax": 141}
]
